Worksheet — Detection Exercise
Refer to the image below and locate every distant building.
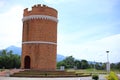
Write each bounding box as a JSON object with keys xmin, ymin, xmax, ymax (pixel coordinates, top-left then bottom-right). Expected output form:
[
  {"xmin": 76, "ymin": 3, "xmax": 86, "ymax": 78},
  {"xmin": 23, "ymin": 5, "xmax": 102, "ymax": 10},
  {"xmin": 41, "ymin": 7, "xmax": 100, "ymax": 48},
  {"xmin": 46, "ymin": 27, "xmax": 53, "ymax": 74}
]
[{"xmin": 21, "ymin": 4, "xmax": 58, "ymax": 71}]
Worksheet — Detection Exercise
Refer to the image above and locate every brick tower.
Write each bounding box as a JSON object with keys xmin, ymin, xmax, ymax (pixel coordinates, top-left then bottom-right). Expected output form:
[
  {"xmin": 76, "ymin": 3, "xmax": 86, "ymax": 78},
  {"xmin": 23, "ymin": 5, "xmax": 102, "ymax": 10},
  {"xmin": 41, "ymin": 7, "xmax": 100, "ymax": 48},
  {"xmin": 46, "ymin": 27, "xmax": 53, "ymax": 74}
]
[{"xmin": 21, "ymin": 4, "xmax": 58, "ymax": 70}]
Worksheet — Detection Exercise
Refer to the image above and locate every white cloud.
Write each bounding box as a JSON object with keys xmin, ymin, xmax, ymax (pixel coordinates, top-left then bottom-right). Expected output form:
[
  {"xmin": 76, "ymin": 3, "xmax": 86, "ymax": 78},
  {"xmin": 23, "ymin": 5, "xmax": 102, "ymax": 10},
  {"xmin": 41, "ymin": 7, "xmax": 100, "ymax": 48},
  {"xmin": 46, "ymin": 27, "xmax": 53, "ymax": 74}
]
[
  {"xmin": 0, "ymin": 0, "xmax": 5, "ymax": 8},
  {"xmin": 0, "ymin": 5, "xmax": 24, "ymax": 49},
  {"xmin": 57, "ymin": 0, "xmax": 120, "ymax": 63},
  {"xmin": 58, "ymin": 34, "xmax": 120, "ymax": 63},
  {"xmin": 82, "ymin": 34, "xmax": 120, "ymax": 62},
  {"xmin": 0, "ymin": 0, "xmax": 119, "ymax": 63},
  {"xmin": 43, "ymin": 0, "xmax": 62, "ymax": 3},
  {"xmin": 43, "ymin": 0, "xmax": 77, "ymax": 4}
]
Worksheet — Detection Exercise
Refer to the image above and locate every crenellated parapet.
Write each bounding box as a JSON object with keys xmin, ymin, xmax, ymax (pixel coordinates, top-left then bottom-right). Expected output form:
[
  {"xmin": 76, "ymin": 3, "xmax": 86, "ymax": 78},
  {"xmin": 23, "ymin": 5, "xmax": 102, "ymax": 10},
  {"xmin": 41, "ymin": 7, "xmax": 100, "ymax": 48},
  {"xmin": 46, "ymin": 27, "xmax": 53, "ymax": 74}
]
[{"xmin": 23, "ymin": 4, "xmax": 58, "ymax": 18}]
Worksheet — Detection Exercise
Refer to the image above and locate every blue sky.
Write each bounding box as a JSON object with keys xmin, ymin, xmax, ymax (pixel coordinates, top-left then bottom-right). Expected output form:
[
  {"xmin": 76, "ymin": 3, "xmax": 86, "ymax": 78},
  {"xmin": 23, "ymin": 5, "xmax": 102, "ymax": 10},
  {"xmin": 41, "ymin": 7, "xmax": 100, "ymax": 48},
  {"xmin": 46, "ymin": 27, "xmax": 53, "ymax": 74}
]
[{"xmin": 0, "ymin": 0, "xmax": 120, "ymax": 63}]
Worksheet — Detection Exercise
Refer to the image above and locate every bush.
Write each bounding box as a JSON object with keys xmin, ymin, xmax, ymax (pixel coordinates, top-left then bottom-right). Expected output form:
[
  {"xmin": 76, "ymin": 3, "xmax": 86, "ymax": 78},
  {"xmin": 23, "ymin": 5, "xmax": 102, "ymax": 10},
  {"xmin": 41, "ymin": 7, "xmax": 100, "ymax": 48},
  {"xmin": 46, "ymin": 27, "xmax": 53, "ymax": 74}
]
[
  {"xmin": 106, "ymin": 71, "xmax": 118, "ymax": 80},
  {"xmin": 92, "ymin": 74, "xmax": 99, "ymax": 80}
]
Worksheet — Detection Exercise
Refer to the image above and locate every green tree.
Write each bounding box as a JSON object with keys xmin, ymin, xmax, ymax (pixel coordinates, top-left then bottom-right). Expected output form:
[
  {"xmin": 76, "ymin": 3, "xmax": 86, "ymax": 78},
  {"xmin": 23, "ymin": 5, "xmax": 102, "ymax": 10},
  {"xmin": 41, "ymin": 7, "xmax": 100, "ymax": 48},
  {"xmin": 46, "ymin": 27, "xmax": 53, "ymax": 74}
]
[
  {"xmin": 95, "ymin": 63, "xmax": 102, "ymax": 70},
  {"xmin": 116, "ymin": 62, "xmax": 120, "ymax": 70},
  {"xmin": 57, "ymin": 56, "xmax": 75, "ymax": 69},
  {"xmin": 63, "ymin": 56, "xmax": 75, "ymax": 68},
  {"xmin": 0, "ymin": 49, "xmax": 21, "ymax": 69},
  {"xmin": 101, "ymin": 63, "xmax": 106, "ymax": 70},
  {"xmin": 1, "ymin": 49, "xmax": 7, "ymax": 56},
  {"xmin": 111, "ymin": 63, "xmax": 117, "ymax": 70},
  {"xmin": 81, "ymin": 60, "xmax": 89, "ymax": 69},
  {"xmin": 57, "ymin": 61, "xmax": 66, "ymax": 69},
  {"xmin": 74, "ymin": 60, "xmax": 81, "ymax": 69}
]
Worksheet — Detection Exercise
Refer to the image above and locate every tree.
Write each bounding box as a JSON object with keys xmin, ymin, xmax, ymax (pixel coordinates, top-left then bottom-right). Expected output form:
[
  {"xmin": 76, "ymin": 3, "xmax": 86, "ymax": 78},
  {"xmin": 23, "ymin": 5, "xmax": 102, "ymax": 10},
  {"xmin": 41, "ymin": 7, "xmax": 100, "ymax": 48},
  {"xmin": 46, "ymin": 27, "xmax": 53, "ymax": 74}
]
[
  {"xmin": 116, "ymin": 62, "xmax": 120, "ymax": 70},
  {"xmin": 57, "ymin": 56, "xmax": 75, "ymax": 69},
  {"xmin": 63, "ymin": 56, "xmax": 75, "ymax": 68},
  {"xmin": 95, "ymin": 63, "xmax": 101, "ymax": 70},
  {"xmin": 1, "ymin": 49, "xmax": 7, "ymax": 56},
  {"xmin": 57, "ymin": 55, "xmax": 120, "ymax": 70},
  {"xmin": 101, "ymin": 63, "xmax": 106, "ymax": 70},
  {"xmin": 57, "ymin": 61, "xmax": 66, "ymax": 69},
  {"xmin": 74, "ymin": 60, "xmax": 81, "ymax": 69},
  {"xmin": 111, "ymin": 63, "xmax": 116, "ymax": 70},
  {"xmin": 0, "ymin": 49, "xmax": 21, "ymax": 69},
  {"xmin": 81, "ymin": 60, "xmax": 89, "ymax": 69}
]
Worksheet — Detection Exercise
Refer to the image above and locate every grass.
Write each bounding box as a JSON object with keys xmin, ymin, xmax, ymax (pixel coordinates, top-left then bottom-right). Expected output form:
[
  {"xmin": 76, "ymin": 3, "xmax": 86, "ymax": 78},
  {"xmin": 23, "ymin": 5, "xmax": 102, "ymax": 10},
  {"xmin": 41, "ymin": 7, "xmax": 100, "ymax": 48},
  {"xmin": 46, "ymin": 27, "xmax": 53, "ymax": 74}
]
[
  {"xmin": 67, "ymin": 69, "xmax": 106, "ymax": 74},
  {"xmin": 67, "ymin": 68, "xmax": 120, "ymax": 75}
]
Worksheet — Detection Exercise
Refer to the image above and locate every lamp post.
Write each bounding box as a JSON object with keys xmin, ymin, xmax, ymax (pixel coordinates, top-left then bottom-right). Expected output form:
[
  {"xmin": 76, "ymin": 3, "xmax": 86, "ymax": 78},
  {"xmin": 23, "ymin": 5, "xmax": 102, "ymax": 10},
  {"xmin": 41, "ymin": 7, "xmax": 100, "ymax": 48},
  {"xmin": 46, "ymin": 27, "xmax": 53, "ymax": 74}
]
[
  {"xmin": 94, "ymin": 60, "xmax": 96, "ymax": 73},
  {"xmin": 106, "ymin": 51, "xmax": 110, "ymax": 74}
]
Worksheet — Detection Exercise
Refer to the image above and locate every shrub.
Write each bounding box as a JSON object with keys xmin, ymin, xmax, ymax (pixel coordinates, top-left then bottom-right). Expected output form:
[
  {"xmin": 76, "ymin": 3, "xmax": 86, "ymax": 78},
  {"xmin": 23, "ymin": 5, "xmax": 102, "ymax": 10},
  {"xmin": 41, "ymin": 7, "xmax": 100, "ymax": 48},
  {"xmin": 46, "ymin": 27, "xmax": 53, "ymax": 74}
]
[
  {"xmin": 92, "ymin": 74, "xmax": 99, "ymax": 80},
  {"xmin": 106, "ymin": 71, "xmax": 118, "ymax": 80}
]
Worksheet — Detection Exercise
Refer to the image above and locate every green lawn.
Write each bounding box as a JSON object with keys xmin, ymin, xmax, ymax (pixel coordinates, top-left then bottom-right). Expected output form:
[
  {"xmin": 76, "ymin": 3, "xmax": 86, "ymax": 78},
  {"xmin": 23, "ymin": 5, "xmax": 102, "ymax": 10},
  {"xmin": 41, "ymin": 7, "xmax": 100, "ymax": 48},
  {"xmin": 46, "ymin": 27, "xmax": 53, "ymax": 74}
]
[{"xmin": 66, "ymin": 69, "xmax": 120, "ymax": 74}]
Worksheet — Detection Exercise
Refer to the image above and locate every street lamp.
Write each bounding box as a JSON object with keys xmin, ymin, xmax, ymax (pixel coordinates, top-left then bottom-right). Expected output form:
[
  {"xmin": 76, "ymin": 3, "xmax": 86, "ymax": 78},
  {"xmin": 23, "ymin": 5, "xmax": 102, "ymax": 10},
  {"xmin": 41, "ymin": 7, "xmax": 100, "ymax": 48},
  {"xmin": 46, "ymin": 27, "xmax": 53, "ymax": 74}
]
[{"xmin": 106, "ymin": 51, "xmax": 110, "ymax": 74}]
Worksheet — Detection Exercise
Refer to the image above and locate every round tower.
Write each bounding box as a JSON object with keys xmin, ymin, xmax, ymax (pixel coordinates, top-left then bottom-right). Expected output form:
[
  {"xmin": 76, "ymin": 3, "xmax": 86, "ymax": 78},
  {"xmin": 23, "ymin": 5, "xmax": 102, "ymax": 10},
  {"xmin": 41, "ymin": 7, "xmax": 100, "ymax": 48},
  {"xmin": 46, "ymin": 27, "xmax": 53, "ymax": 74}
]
[{"xmin": 21, "ymin": 4, "xmax": 58, "ymax": 70}]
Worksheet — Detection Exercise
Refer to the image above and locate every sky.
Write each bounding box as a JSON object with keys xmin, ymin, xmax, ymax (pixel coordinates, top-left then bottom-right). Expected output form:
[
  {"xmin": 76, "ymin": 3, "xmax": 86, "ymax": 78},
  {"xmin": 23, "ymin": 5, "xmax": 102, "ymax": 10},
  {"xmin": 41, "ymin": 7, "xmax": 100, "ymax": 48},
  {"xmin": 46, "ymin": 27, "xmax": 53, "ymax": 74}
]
[{"xmin": 0, "ymin": 0, "xmax": 120, "ymax": 63}]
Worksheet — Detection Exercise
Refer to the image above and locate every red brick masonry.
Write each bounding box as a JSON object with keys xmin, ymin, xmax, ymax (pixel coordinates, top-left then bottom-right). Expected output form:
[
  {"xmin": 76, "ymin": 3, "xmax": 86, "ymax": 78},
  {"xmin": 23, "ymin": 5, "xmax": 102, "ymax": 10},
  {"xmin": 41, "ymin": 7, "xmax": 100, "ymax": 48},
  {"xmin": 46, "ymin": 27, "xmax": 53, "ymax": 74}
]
[{"xmin": 21, "ymin": 4, "xmax": 58, "ymax": 70}]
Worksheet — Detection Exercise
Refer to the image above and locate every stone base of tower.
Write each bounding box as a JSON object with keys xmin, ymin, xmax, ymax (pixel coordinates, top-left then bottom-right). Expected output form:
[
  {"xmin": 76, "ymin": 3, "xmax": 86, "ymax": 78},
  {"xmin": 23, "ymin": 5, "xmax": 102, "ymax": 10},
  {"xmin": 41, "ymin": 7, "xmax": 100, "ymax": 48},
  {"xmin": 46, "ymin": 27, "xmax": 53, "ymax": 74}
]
[{"xmin": 10, "ymin": 69, "xmax": 88, "ymax": 77}]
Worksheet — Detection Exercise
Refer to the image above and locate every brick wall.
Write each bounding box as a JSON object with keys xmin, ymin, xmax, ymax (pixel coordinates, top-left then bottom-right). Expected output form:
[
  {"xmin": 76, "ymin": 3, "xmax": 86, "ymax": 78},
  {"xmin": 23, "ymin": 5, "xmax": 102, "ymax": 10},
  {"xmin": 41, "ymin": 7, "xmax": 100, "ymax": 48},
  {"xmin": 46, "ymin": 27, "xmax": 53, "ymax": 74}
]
[{"xmin": 21, "ymin": 4, "xmax": 58, "ymax": 71}]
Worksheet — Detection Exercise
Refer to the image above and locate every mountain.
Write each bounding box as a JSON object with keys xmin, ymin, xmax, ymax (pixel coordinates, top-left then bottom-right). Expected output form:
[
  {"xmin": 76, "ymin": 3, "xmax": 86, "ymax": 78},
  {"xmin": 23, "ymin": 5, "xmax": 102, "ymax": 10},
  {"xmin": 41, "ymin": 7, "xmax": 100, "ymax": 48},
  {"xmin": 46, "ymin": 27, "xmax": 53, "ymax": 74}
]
[
  {"xmin": 6, "ymin": 45, "xmax": 22, "ymax": 55},
  {"xmin": 3, "ymin": 45, "xmax": 65, "ymax": 62},
  {"xmin": 57, "ymin": 54, "xmax": 65, "ymax": 62}
]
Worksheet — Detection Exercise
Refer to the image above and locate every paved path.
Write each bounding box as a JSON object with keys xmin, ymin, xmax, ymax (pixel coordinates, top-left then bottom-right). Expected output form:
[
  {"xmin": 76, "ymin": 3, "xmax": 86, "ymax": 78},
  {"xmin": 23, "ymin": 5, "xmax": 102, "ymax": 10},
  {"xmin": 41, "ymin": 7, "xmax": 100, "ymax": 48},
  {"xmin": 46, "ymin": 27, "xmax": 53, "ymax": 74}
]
[
  {"xmin": 0, "ymin": 75, "xmax": 107, "ymax": 80},
  {"xmin": 0, "ymin": 69, "xmax": 24, "ymax": 77},
  {"xmin": 0, "ymin": 77, "xmax": 80, "ymax": 80}
]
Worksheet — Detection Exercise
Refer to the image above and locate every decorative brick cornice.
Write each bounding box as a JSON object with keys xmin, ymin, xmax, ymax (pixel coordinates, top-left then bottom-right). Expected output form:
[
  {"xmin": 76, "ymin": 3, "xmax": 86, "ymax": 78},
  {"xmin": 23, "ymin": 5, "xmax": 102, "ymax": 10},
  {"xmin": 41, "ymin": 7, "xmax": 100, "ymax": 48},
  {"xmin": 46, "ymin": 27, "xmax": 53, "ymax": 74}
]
[
  {"xmin": 22, "ymin": 15, "xmax": 58, "ymax": 22},
  {"xmin": 22, "ymin": 41, "xmax": 57, "ymax": 45}
]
